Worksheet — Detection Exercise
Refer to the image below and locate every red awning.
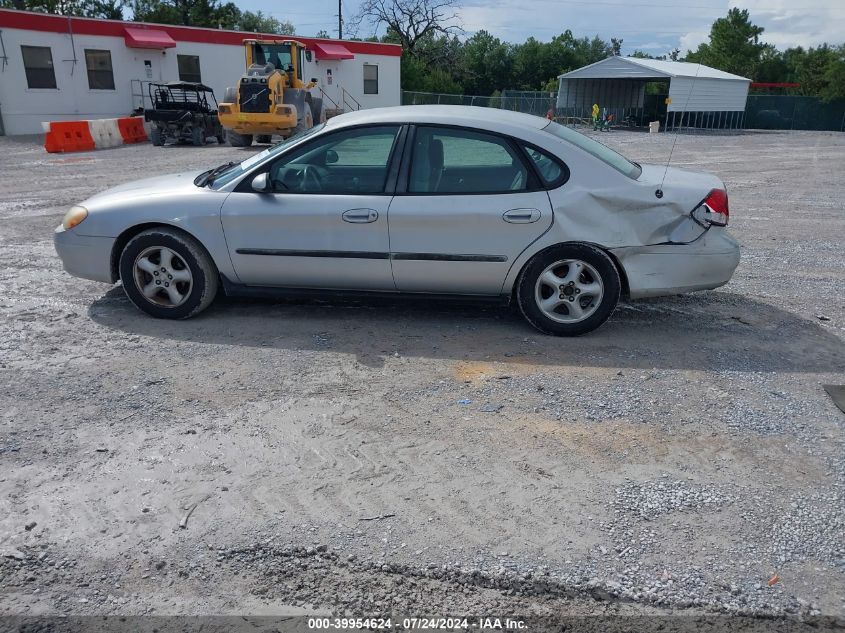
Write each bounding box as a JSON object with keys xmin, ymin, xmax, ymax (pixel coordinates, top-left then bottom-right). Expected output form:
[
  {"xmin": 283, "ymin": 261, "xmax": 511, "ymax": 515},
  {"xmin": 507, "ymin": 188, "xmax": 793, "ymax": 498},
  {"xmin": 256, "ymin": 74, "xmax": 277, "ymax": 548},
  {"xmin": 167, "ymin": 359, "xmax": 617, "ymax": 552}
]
[
  {"xmin": 312, "ymin": 42, "xmax": 354, "ymax": 60},
  {"xmin": 123, "ymin": 27, "xmax": 177, "ymax": 49}
]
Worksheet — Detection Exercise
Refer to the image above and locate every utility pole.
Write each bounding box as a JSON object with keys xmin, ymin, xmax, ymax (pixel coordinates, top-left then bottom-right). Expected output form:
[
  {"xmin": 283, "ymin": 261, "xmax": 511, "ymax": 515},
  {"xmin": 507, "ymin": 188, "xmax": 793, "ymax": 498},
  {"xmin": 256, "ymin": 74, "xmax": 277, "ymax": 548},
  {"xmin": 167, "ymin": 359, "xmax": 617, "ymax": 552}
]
[{"xmin": 338, "ymin": 0, "xmax": 342, "ymax": 39}]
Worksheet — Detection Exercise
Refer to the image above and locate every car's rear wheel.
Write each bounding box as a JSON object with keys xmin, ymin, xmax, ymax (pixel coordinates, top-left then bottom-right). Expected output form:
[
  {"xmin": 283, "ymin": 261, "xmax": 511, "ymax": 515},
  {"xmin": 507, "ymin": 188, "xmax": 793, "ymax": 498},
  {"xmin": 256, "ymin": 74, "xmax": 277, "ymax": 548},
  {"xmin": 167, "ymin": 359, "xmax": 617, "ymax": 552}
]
[
  {"xmin": 119, "ymin": 227, "xmax": 218, "ymax": 319},
  {"xmin": 517, "ymin": 243, "xmax": 620, "ymax": 336}
]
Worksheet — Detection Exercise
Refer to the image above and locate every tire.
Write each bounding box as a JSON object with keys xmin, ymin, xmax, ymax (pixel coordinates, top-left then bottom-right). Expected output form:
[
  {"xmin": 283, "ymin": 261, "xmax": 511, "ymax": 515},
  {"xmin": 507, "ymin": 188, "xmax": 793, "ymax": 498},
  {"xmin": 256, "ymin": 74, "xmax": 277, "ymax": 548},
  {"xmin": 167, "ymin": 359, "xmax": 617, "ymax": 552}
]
[
  {"xmin": 150, "ymin": 128, "xmax": 164, "ymax": 146},
  {"xmin": 216, "ymin": 131, "xmax": 226, "ymax": 144},
  {"xmin": 228, "ymin": 130, "xmax": 253, "ymax": 147},
  {"xmin": 256, "ymin": 135, "xmax": 272, "ymax": 144},
  {"xmin": 516, "ymin": 243, "xmax": 621, "ymax": 336},
  {"xmin": 119, "ymin": 227, "xmax": 218, "ymax": 320},
  {"xmin": 191, "ymin": 126, "xmax": 205, "ymax": 146}
]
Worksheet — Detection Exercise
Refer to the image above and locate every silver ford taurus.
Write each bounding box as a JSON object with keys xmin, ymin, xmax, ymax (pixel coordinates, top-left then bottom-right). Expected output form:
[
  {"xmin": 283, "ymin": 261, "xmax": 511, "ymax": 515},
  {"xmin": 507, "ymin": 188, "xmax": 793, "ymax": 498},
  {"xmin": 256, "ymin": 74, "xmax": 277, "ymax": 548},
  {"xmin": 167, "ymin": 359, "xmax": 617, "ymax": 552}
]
[{"xmin": 54, "ymin": 105, "xmax": 740, "ymax": 336}]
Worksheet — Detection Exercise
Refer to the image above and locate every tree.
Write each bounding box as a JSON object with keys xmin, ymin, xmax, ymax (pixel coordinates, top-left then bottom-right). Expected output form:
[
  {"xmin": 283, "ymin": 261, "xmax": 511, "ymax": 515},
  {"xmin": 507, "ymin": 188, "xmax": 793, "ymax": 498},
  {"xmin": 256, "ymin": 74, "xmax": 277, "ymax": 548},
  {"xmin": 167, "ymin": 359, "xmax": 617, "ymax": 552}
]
[
  {"xmin": 315, "ymin": 29, "xmax": 331, "ymax": 38},
  {"xmin": 0, "ymin": 0, "xmax": 127, "ymax": 18},
  {"xmin": 461, "ymin": 30, "xmax": 513, "ymax": 95},
  {"xmin": 820, "ymin": 45, "xmax": 845, "ymax": 102},
  {"xmin": 237, "ymin": 10, "xmax": 294, "ymax": 34},
  {"xmin": 685, "ymin": 8, "xmax": 765, "ymax": 78},
  {"xmin": 610, "ymin": 37, "xmax": 622, "ymax": 56},
  {"xmin": 354, "ymin": 0, "xmax": 461, "ymax": 57}
]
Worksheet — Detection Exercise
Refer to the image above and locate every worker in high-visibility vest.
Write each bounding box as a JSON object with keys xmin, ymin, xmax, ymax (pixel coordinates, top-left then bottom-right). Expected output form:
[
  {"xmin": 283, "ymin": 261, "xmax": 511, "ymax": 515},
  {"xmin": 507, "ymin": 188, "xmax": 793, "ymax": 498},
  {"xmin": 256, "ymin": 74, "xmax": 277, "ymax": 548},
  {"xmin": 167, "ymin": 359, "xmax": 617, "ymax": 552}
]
[{"xmin": 592, "ymin": 103, "xmax": 600, "ymax": 130}]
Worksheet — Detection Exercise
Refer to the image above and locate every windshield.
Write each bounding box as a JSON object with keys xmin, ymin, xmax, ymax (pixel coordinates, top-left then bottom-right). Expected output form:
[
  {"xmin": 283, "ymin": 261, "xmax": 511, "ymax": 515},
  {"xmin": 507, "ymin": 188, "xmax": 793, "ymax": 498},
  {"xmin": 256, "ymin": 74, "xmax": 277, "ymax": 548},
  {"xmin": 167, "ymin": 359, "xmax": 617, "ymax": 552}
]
[
  {"xmin": 210, "ymin": 123, "xmax": 327, "ymax": 189},
  {"xmin": 542, "ymin": 121, "xmax": 642, "ymax": 179},
  {"xmin": 254, "ymin": 43, "xmax": 292, "ymax": 71}
]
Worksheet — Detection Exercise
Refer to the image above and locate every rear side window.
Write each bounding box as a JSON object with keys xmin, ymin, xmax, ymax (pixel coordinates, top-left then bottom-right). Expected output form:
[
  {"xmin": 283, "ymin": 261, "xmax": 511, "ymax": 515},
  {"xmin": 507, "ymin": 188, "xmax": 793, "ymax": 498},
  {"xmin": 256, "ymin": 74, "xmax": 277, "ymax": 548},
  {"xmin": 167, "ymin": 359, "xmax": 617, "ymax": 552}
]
[
  {"xmin": 409, "ymin": 126, "xmax": 529, "ymax": 194},
  {"xmin": 523, "ymin": 145, "xmax": 567, "ymax": 187}
]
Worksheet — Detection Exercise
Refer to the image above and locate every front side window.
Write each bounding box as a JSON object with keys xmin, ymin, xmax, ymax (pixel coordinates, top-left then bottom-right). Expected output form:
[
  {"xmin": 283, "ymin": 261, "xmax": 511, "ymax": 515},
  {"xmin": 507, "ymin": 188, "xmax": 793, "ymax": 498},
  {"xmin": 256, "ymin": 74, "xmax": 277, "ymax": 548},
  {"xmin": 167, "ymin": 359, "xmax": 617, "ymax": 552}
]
[
  {"xmin": 21, "ymin": 45, "xmax": 57, "ymax": 89},
  {"xmin": 363, "ymin": 64, "xmax": 378, "ymax": 94},
  {"xmin": 177, "ymin": 54, "xmax": 202, "ymax": 83},
  {"xmin": 409, "ymin": 126, "xmax": 529, "ymax": 194},
  {"xmin": 267, "ymin": 125, "xmax": 400, "ymax": 194},
  {"xmin": 85, "ymin": 49, "xmax": 115, "ymax": 90}
]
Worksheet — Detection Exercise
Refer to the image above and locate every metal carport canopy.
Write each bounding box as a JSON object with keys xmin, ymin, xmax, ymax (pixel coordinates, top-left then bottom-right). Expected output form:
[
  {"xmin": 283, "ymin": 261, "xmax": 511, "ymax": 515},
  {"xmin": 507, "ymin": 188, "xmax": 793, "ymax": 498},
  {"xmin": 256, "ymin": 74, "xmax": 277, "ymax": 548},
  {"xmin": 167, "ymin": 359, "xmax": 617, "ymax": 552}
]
[{"xmin": 558, "ymin": 57, "xmax": 751, "ymax": 112}]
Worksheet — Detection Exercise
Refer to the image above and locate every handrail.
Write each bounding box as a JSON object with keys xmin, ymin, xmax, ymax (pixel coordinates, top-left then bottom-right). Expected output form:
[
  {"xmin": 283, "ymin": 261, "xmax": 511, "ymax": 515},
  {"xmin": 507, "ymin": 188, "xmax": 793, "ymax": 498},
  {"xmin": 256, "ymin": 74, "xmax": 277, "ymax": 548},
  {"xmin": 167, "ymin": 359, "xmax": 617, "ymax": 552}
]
[
  {"xmin": 341, "ymin": 86, "xmax": 361, "ymax": 111},
  {"xmin": 318, "ymin": 86, "xmax": 340, "ymax": 111}
]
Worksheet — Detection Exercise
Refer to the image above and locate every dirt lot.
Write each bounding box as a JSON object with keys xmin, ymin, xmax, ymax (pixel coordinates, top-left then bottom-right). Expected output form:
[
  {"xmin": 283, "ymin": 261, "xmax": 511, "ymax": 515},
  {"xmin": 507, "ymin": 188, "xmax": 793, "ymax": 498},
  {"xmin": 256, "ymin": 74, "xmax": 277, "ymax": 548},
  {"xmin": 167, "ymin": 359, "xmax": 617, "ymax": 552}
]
[{"xmin": 0, "ymin": 128, "xmax": 843, "ymax": 624}]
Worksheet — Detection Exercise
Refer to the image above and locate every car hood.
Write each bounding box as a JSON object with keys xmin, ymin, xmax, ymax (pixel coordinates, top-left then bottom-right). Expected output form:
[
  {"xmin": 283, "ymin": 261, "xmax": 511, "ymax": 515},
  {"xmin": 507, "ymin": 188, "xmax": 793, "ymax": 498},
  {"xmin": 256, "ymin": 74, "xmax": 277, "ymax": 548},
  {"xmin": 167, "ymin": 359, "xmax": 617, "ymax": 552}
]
[{"xmin": 83, "ymin": 171, "xmax": 205, "ymax": 206}]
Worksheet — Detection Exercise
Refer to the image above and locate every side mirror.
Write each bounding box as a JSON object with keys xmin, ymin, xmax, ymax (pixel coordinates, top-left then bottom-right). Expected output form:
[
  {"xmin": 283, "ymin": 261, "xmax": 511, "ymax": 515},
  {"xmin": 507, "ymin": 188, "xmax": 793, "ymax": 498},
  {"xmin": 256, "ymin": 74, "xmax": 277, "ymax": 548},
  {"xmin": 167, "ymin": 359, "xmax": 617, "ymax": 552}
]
[
  {"xmin": 325, "ymin": 149, "xmax": 339, "ymax": 165},
  {"xmin": 251, "ymin": 172, "xmax": 271, "ymax": 193}
]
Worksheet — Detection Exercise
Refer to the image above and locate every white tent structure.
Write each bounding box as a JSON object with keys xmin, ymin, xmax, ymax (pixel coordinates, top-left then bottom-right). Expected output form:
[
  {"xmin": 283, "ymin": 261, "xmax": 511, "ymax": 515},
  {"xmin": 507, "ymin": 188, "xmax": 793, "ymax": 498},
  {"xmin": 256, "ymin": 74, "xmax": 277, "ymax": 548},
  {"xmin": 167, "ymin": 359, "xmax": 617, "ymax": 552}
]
[{"xmin": 557, "ymin": 57, "xmax": 751, "ymax": 131}]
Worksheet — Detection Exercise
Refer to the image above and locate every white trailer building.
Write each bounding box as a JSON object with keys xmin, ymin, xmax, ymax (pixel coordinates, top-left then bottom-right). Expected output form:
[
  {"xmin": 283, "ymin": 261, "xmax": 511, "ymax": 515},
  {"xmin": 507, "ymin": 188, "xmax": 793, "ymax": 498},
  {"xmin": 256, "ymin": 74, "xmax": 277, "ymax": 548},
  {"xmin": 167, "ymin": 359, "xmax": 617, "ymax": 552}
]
[
  {"xmin": 557, "ymin": 56, "xmax": 751, "ymax": 131},
  {"xmin": 0, "ymin": 9, "xmax": 402, "ymax": 135}
]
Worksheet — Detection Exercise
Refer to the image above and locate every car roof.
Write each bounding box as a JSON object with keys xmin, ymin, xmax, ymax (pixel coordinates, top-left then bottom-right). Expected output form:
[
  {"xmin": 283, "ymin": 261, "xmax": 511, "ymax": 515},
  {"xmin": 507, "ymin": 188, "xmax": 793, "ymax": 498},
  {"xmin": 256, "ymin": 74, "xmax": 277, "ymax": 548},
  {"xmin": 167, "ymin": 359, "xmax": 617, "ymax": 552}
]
[
  {"xmin": 155, "ymin": 81, "xmax": 214, "ymax": 92},
  {"xmin": 325, "ymin": 105, "xmax": 551, "ymax": 135}
]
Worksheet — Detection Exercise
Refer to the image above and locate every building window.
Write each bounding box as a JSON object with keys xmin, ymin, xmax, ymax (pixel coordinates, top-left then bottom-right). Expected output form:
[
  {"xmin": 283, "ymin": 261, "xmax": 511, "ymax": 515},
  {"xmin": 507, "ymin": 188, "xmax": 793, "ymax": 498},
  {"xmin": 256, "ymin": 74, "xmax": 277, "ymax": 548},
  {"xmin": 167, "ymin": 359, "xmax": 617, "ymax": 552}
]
[
  {"xmin": 21, "ymin": 45, "xmax": 57, "ymax": 89},
  {"xmin": 85, "ymin": 49, "xmax": 115, "ymax": 90},
  {"xmin": 177, "ymin": 55, "xmax": 202, "ymax": 83},
  {"xmin": 363, "ymin": 64, "xmax": 378, "ymax": 95}
]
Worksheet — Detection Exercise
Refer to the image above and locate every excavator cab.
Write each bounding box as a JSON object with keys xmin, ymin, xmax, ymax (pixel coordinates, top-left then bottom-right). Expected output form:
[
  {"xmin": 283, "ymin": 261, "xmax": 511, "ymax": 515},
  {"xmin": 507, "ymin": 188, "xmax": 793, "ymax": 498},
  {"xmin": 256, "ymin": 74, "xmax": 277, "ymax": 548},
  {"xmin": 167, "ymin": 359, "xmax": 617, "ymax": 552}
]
[{"xmin": 218, "ymin": 39, "xmax": 323, "ymax": 147}]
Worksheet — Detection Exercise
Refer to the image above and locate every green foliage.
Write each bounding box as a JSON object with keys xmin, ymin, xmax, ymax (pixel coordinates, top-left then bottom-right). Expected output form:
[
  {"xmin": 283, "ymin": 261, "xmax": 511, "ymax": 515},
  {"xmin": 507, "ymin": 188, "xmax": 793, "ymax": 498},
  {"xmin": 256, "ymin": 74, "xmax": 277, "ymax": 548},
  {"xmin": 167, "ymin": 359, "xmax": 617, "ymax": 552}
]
[
  {"xmin": 820, "ymin": 45, "xmax": 845, "ymax": 102},
  {"xmin": 461, "ymin": 30, "xmax": 513, "ymax": 95},
  {"xmin": 0, "ymin": 0, "xmax": 127, "ymax": 18},
  {"xmin": 678, "ymin": 9, "xmax": 844, "ymax": 100},
  {"xmin": 686, "ymin": 8, "xmax": 765, "ymax": 78},
  {"xmin": 5, "ymin": 0, "xmax": 843, "ymax": 101},
  {"xmin": 130, "ymin": 0, "xmax": 243, "ymax": 28},
  {"xmin": 237, "ymin": 10, "xmax": 294, "ymax": 34}
]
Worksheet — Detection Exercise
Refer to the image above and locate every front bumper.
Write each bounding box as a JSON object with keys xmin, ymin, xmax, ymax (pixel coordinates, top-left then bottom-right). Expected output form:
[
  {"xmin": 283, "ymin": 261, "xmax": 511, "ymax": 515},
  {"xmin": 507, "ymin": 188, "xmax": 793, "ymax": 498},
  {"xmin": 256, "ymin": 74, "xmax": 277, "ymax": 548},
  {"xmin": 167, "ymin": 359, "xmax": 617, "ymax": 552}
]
[
  {"xmin": 610, "ymin": 228, "xmax": 740, "ymax": 299},
  {"xmin": 218, "ymin": 108, "xmax": 297, "ymax": 135},
  {"xmin": 54, "ymin": 226, "xmax": 115, "ymax": 284}
]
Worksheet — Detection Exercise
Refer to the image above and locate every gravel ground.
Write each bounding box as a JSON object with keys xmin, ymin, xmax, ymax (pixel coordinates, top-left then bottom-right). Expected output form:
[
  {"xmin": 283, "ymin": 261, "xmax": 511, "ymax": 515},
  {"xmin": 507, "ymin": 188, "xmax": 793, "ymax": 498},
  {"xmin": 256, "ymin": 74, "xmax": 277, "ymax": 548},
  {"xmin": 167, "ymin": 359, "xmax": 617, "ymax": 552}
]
[{"xmin": 0, "ymin": 128, "xmax": 843, "ymax": 625}]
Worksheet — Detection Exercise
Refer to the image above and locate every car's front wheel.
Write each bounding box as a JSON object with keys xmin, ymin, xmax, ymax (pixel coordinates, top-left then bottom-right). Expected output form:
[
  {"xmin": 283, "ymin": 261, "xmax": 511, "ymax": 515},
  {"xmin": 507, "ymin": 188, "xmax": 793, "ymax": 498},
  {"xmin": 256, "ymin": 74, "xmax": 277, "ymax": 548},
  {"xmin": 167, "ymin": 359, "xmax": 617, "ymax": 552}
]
[
  {"xmin": 517, "ymin": 243, "xmax": 621, "ymax": 336},
  {"xmin": 119, "ymin": 227, "xmax": 218, "ymax": 319}
]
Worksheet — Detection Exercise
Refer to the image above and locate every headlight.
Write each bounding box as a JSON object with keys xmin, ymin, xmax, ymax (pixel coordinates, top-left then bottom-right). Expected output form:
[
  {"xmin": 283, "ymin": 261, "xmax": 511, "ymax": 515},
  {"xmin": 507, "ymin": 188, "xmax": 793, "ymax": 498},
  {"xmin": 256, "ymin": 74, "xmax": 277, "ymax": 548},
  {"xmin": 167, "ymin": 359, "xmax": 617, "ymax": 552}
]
[{"xmin": 62, "ymin": 205, "xmax": 88, "ymax": 230}]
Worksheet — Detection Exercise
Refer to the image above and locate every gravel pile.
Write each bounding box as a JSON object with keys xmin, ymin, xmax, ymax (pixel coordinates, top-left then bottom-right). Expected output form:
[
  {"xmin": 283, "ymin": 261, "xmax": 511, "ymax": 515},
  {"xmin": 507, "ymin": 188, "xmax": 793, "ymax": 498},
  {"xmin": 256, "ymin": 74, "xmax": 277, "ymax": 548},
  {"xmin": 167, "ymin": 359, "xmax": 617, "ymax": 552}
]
[{"xmin": 612, "ymin": 479, "xmax": 736, "ymax": 520}]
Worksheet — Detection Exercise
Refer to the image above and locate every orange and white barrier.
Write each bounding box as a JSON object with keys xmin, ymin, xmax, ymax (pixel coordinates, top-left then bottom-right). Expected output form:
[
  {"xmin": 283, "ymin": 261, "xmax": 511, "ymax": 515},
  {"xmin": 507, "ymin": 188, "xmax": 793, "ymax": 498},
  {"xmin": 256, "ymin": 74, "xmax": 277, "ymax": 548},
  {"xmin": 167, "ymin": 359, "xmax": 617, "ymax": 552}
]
[{"xmin": 43, "ymin": 116, "xmax": 148, "ymax": 153}]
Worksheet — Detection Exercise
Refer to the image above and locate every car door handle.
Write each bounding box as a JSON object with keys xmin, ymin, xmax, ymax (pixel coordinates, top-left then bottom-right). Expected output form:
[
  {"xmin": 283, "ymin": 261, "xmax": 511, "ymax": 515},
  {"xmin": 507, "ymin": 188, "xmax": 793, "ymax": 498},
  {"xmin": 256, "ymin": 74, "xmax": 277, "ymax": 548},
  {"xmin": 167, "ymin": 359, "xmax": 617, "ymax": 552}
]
[
  {"xmin": 502, "ymin": 208, "xmax": 541, "ymax": 224},
  {"xmin": 342, "ymin": 208, "xmax": 378, "ymax": 223}
]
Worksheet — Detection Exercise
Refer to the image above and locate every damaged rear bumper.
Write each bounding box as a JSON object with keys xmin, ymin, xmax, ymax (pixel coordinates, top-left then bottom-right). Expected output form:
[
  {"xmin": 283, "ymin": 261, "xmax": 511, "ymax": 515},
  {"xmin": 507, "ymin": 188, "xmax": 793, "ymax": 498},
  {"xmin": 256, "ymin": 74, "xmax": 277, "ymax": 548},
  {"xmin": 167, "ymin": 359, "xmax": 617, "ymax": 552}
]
[{"xmin": 610, "ymin": 229, "xmax": 740, "ymax": 299}]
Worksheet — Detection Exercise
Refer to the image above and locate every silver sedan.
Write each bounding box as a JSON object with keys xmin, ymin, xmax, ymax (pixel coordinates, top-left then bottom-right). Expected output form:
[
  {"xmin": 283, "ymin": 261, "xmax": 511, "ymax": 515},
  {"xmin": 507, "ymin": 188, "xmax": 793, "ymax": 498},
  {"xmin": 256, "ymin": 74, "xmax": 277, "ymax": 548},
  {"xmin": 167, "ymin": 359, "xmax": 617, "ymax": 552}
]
[{"xmin": 54, "ymin": 105, "xmax": 740, "ymax": 336}]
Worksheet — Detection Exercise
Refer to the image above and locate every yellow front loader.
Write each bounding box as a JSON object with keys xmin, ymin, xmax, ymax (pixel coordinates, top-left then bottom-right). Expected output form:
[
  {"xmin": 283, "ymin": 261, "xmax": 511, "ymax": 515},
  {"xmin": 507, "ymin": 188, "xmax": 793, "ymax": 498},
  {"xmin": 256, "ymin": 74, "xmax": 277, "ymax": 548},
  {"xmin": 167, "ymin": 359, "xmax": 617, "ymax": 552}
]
[{"xmin": 217, "ymin": 39, "xmax": 325, "ymax": 147}]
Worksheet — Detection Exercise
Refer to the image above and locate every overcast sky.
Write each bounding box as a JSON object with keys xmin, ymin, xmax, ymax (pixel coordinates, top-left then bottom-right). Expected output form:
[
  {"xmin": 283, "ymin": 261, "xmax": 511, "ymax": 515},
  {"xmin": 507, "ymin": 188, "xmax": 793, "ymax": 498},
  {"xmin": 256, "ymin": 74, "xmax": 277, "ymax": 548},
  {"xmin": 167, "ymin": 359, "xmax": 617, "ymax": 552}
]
[{"xmin": 239, "ymin": 0, "xmax": 844, "ymax": 55}]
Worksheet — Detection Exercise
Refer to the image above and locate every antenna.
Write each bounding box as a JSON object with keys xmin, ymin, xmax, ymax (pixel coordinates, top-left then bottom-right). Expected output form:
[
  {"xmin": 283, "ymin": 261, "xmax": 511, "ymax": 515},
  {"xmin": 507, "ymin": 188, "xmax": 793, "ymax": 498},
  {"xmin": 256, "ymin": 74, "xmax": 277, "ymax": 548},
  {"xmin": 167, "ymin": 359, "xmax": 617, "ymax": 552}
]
[{"xmin": 657, "ymin": 62, "xmax": 702, "ymax": 197}]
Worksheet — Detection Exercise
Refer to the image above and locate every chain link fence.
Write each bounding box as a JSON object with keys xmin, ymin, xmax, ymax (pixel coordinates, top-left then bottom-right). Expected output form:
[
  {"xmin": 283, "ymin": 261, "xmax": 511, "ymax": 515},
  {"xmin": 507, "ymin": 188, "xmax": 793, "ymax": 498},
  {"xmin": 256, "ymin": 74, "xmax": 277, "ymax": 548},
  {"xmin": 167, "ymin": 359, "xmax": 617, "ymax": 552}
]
[
  {"xmin": 403, "ymin": 90, "xmax": 845, "ymax": 133},
  {"xmin": 402, "ymin": 90, "xmax": 556, "ymax": 116}
]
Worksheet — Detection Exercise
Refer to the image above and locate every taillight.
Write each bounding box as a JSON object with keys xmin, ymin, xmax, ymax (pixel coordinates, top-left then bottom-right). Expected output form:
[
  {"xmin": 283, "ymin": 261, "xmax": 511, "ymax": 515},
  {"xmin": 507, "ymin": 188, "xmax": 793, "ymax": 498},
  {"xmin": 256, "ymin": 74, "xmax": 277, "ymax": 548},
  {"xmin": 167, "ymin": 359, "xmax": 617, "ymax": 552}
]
[{"xmin": 692, "ymin": 188, "xmax": 729, "ymax": 227}]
